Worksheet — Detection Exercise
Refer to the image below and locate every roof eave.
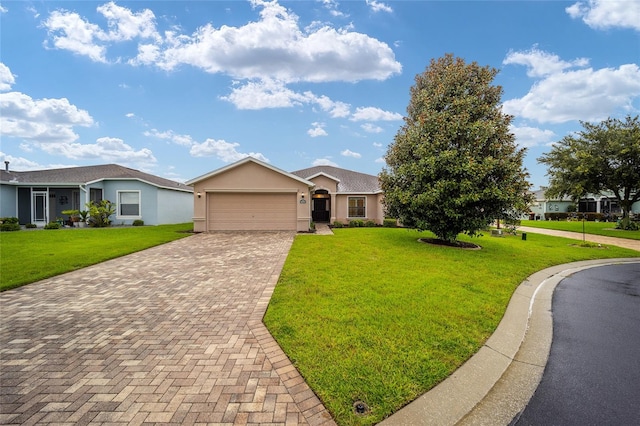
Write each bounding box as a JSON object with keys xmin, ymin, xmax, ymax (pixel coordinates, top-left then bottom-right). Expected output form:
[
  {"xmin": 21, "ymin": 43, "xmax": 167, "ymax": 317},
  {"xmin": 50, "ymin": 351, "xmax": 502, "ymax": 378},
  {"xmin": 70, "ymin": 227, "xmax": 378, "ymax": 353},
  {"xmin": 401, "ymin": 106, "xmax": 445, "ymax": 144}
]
[
  {"xmin": 306, "ymin": 172, "xmax": 341, "ymax": 182},
  {"xmin": 186, "ymin": 157, "xmax": 315, "ymax": 187}
]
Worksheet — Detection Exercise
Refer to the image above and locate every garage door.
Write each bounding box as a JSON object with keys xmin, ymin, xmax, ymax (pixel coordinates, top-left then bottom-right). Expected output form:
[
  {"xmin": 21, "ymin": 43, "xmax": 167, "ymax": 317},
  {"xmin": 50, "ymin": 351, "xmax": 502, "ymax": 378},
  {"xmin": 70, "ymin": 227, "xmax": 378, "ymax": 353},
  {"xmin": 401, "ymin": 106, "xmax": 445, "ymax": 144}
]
[{"xmin": 207, "ymin": 192, "xmax": 297, "ymax": 231}]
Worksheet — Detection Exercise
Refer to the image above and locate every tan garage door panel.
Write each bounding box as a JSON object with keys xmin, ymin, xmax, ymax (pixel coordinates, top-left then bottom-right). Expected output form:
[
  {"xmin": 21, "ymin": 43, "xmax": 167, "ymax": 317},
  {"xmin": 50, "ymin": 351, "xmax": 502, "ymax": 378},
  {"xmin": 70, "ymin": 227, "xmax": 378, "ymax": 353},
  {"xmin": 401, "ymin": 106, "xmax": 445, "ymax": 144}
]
[{"xmin": 208, "ymin": 193, "xmax": 296, "ymax": 231}]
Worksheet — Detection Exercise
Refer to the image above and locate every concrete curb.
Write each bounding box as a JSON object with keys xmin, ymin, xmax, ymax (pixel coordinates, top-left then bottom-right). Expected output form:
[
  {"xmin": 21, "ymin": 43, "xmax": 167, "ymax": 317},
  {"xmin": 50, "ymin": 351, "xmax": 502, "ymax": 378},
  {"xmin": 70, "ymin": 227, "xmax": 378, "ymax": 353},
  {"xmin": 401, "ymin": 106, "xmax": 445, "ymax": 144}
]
[{"xmin": 379, "ymin": 258, "xmax": 640, "ymax": 426}]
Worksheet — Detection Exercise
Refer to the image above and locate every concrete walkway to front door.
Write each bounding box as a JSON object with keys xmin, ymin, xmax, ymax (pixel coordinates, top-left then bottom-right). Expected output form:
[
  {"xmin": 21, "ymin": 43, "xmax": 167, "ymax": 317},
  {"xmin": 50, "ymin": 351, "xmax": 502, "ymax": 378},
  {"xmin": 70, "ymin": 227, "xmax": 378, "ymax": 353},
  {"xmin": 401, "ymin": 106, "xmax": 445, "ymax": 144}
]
[{"xmin": 0, "ymin": 232, "xmax": 335, "ymax": 425}]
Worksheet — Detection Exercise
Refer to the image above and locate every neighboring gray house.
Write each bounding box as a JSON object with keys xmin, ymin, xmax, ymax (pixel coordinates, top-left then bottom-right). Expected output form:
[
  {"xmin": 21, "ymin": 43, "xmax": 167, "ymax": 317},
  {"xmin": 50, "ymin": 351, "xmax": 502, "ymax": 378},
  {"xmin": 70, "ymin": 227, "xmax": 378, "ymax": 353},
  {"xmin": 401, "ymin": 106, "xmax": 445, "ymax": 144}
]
[
  {"xmin": 528, "ymin": 188, "xmax": 640, "ymax": 220},
  {"xmin": 0, "ymin": 163, "xmax": 193, "ymax": 227},
  {"xmin": 528, "ymin": 189, "xmax": 575, "ymax": 220}
]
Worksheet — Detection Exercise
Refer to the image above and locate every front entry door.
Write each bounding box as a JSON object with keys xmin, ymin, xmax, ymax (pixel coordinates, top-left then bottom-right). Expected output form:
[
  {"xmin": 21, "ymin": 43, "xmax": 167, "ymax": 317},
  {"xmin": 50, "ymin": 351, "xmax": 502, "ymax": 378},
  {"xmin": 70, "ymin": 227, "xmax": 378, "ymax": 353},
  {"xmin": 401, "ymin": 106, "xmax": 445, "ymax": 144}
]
[
  {"xmin": 312, "ymin": 198, "xmax": 330, "ymax": 222},
  {"xmin": 32, "ymin": 191, "xmax": 48, "ymax": 227}
]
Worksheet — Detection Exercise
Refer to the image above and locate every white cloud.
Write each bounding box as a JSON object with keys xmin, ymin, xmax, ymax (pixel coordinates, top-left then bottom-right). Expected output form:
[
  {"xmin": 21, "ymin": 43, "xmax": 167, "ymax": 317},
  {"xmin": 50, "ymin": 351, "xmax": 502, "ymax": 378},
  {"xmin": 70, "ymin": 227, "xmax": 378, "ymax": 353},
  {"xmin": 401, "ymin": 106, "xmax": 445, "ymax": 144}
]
[
  {"xmin": 0, "ymin": 62, "xmax": 16, "ymax": 91},
  {"xmin": 0, "ymin": 91, "xmax": 94, "ymax": 143},
  {"xmin": 375, "ymin": 157, "xmax": 385, "ymax": 164},
  {"xmin": 190, "ymin": 138, "xmax": 268, "ymax": 163},
  {"xmin": 313, "ymin": 94, "xmax": 351, "ymax": 118},
  {"xmin": 144, "ymin": 0, "xmax": 400, "ymax": 82},
  {"xmin": 0, "ymin": 152, "xmax": 44, "ymax": 171},
  {"xmin": 144, "ymin": 127, "xmax": 268, "ymax": 163},
  {"xmin": 19, "ymin": 143, "xmax": 34, "ymax": 153},
  {"xmin": 319, "ymin": 0, "xmax": 347, "ymax": 17},
  {"xmin": 223, "ymin": 79, "xmax": 403, "ymax": 126},
  {"xmin": 42, "ymin": 2, "xmax": 160, "ymax": 63},
  {"xmin": 223, "ymin": 79, "xmax": 356, "ymax": 120},
  {"xmin": 308, "ymin": 122, "xmax": 328, "ymax": 137},
  {"xmin": 43, "ymin": 10, "xmax": 110, "ymax": 62},
  {"xmin": 221, "ymin": 79, "xmax": 309, "ymax": 109},
  {"xmin": 43, "ymin": 1, "xmax": 400, "ymax": 82},
  {"xmin": 96, "ymin": 1, "xmax": 160, "ymax": 42},
  {"xmin": 144, "ymin": 129, "xmax": 194, "ymax": 146},
  {"xmin": 503, "ymin": 47, "xmax": 589, "ymax": 78},
  {"xmin": 26, "ymin": 5, "xmax": 39, "ymax": 18},
  {"xmin": 351, "ymin": 106, "xmax": 402, "ymax": 121},
  {"xmin": 0, "ymin": 5, "xmax": 8, "ymax": 14},
  {"xmin": 341, "ymin": 149, "xmax": 361, "ymax": 158},
  {"xmin": 39, "ymin": 137, "xmax": 156, "ymax": 164},
  {"xmin": 510, "ymin": 125, "xmax": 557, "ymax": 148},
  {"xmin": 566, "ymin": 0, "xmax": 640, "ymax": 31},
  {"xmin": 372, "ymin": 142, "xmax": 383, "ymax": 148},
  {"xmin": 503, "ymin": 63, "xmax": 640, "ymax": 124},
  {"xmin": 361, "ymin": 123, "xmax": 383, "ymax": 133},
  {"xmin": 503, "ymin": 48, "xmax": 640, "ymax": 124},
  {"xmin": 366, "ymin": 0, "xmax": 393, "ymax": 13},
  {"xmin": 312, "ymin": 158, "xmax": 338, "ymax": 167}
]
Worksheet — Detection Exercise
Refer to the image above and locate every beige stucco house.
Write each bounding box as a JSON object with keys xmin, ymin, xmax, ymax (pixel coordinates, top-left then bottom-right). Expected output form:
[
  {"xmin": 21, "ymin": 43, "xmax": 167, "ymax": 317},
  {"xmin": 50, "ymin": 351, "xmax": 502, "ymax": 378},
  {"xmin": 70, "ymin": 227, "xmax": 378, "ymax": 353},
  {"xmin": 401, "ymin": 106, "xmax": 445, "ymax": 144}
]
[{"xmin": 186, "ymin": 157, "xmax": 384, "ymax": 232}]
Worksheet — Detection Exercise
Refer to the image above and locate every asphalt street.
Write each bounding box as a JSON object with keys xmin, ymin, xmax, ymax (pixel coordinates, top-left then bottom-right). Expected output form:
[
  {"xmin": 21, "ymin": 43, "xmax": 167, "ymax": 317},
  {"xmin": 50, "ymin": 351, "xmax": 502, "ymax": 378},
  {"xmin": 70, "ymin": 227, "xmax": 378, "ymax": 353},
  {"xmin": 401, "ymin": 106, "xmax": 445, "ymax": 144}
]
[{"xmin": 512, "ymin": 263, "xmax": 640, "ymax": 426}]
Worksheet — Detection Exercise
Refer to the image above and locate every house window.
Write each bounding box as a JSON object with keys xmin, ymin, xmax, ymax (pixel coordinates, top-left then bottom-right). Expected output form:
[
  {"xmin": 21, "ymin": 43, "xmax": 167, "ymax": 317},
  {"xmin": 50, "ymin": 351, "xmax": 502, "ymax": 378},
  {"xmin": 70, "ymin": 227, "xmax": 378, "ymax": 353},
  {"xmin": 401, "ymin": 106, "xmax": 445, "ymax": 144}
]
[
  {"xmin": 90, "ymin": 188, "xmax": 102, "ymax": 204},
  {"xmin": 117, "ymin": 191, "xmax": 141, "ymax": 217},
  {"xmin": 348, "ymin": 197, "xmax": 366, "ymax": 218}
]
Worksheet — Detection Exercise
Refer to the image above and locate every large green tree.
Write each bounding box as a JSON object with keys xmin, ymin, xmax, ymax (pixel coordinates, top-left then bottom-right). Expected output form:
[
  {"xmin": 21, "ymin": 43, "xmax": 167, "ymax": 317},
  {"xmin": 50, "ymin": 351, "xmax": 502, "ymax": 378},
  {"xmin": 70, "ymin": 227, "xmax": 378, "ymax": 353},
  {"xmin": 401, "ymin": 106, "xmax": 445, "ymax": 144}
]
[
  {"xmin": 379, "ymin": 54, "xmax": 532, "ymax": 243},
  {"xmin": 539, "ymin": 115, "xmax": 640, "ymax": 219}
]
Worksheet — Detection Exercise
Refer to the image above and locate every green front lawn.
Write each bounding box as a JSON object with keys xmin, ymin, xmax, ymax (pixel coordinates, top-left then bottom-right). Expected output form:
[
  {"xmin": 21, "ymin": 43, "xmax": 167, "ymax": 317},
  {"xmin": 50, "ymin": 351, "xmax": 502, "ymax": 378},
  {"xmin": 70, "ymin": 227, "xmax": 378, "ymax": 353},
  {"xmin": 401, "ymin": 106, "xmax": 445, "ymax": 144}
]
[
  {"xmin": 520, "ymin": 219, "xmax": 640, "ymax": 240},
  {"xmin": 0, "ymin": 223, "xmax": 193, "ymax": 291},
  {"xmin": 264, "ymin": 228, "xmax": 638, "ymax": 425}
]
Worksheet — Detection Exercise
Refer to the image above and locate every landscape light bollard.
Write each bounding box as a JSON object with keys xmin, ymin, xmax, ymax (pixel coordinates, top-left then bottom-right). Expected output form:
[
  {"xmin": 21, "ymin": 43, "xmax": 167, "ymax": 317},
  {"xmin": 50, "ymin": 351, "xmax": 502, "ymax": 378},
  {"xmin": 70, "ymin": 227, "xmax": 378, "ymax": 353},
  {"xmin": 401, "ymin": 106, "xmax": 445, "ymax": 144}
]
[{"xmin": 522, "ymin": 232, "xmax": 527, "ymax": 241}]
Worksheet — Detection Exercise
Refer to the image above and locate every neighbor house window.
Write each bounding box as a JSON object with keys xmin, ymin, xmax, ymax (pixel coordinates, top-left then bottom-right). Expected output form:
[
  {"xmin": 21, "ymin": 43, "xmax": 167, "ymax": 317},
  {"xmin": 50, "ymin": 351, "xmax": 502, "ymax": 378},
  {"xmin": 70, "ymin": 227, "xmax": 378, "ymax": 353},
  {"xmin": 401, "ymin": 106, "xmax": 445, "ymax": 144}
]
[
  {"xmin": 348, "ymin": 197, "xmax": 366, "ymax": 217},
  {"xmin": 89, "ymin": 188, "xmax": 102, "ymax": 204},
  {"xmin": 117, "ymin": 191, "xmax": 141, "ymax": 217}
]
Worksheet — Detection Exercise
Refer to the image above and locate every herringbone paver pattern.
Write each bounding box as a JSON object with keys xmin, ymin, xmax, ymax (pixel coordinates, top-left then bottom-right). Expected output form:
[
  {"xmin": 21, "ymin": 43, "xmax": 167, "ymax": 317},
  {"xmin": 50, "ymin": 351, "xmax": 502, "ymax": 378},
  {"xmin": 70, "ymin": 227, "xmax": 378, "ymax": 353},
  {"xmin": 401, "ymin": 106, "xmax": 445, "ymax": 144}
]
[{"xmin": 0, "ymin": 232, "xmax": 335, "ymax": 425}]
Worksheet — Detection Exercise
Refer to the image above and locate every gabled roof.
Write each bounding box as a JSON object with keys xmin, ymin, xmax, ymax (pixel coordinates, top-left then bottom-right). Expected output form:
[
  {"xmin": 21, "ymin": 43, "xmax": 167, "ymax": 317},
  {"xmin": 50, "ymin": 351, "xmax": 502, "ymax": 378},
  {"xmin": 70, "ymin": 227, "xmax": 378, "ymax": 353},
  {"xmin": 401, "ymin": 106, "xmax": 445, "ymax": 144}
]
[
  {"xmin": 186, "ymin": 157, "xmax": 314, "ymax": 187},
  {"xmin": 0, "ymin": 164, "xmax": 192, "ymax": 192},
  {"xmin": 530, "ymin": 188, "xmax": 573, "ymax": 202},
  {"xmin": 291, "ymin": 165, "xmax": 381, "ymax": 193}
]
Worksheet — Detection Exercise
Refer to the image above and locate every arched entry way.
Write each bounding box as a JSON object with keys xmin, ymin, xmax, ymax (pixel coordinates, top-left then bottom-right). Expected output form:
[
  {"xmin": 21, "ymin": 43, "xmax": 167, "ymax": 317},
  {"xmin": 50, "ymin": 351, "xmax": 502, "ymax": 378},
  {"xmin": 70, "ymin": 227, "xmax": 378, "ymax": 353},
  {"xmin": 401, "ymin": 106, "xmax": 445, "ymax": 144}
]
[{"xmin": 312, "ymin": 190, "xmax": 331, "ymax": 222}]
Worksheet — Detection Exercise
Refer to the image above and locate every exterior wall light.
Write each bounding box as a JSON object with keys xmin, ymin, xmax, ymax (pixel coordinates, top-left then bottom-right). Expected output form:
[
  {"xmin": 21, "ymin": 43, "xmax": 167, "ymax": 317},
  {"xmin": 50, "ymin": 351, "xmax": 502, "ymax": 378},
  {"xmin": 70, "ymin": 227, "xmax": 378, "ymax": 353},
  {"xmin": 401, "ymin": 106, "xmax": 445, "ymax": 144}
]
[{"xmin": 197, "ymin": 192, "xmax": 202, "ymax": 198}]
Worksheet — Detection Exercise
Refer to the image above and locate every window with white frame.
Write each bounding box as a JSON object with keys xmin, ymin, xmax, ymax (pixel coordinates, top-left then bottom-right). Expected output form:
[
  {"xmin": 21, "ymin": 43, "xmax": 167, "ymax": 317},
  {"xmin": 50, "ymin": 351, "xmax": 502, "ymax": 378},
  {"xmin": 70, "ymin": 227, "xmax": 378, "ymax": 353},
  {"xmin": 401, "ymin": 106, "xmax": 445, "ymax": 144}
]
[
  {"xmin": 348, "ymin": 197, "xmax": 366, "ymax": 217},
  {"xmin": 117, "ymin": 191, "xmax": 141, "ymax": 217}
]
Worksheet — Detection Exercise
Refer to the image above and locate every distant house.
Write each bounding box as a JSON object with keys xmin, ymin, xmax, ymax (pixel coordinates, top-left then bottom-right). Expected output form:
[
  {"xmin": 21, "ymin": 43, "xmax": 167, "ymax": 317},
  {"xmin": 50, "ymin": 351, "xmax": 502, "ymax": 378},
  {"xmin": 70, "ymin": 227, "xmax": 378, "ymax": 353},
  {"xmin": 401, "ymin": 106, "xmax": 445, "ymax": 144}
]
[
  {"xmin": 0, "ymin": 163, "xmax": 193, "ymax": 226},
  {"xmin": 528, "ymin": 189, "xmax": 574, "ymax": 220},
  {"xmin": 186, "ymin": 157, "xmax": 384, "ymax": 232},
  {"xmin": 529, "ymin": 188, "xmax": 640, "ymax": 220}
]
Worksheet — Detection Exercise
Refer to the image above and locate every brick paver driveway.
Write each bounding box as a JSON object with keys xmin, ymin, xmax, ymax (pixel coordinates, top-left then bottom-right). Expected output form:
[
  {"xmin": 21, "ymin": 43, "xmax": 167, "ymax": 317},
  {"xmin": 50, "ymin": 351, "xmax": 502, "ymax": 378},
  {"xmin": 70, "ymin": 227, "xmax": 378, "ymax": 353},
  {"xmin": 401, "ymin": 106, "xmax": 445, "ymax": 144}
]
[{"xmin": 0, "ymin": 232, "xmax": 335, "ymax": 425}]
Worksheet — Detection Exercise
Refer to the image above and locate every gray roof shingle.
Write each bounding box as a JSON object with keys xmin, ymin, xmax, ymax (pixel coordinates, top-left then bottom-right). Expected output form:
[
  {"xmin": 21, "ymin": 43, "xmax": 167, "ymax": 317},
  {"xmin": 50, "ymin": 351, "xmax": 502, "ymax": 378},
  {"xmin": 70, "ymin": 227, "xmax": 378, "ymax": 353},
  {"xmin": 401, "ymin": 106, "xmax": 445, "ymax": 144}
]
[
  {"xmin": 290, "ymin": 166, "xmax": 381, "ymax": 193},
  {"xmin": 0, "ymin": 164, "xmax": 192, "ymax": 192}
]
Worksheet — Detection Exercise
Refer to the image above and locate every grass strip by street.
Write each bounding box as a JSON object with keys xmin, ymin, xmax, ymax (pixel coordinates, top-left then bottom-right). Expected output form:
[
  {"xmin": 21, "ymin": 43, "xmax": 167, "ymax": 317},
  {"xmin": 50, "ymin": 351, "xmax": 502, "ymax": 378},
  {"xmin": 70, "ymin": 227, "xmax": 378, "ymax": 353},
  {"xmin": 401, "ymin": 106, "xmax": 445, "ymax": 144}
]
[
  {"xmin": 263, "ymin": 228, "xmax": 638, "ymax": 426},
  {"xmin": 0, "ymin": 223, "xmax": 193, "ymax": 291},
  {"xmin": 520, "ymin": 219, "xmax": 640, "ymax": 240}
]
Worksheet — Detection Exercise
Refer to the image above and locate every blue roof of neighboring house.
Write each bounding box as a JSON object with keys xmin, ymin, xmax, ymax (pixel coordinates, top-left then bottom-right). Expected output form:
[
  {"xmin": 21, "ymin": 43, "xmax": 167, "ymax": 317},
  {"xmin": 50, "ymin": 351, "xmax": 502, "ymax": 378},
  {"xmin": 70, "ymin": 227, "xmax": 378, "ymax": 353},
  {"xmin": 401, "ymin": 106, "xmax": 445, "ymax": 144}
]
[
  {"xmin": 291, "ymin": 165, "xmax": 381, "ymax": 193},
  {"xmin": 0, "ymin": 164, "xmax": 192, "ymax": 192}
]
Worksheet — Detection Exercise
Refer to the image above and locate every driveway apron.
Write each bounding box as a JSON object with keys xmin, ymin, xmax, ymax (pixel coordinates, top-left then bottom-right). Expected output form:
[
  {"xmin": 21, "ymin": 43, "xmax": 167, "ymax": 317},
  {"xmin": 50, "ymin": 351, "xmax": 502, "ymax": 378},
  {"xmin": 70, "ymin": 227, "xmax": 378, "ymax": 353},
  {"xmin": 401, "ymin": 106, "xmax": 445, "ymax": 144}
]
[{"xmin": 0, "ymin": 232, "xmax": 335, "ymax": 425}]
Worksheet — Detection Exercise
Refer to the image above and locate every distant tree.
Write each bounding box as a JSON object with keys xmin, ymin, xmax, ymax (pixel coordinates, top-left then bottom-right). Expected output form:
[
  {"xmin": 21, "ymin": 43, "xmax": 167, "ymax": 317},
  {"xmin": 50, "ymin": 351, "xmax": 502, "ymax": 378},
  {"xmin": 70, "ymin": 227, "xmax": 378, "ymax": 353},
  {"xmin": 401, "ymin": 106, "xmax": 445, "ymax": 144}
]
[
  {"xmin": 539, "ymin": 115, "xmax": 640, "ymax": 220},
  {"xmin": 380, "ymin": 54, "xmax": 532, "ymax": 243}
]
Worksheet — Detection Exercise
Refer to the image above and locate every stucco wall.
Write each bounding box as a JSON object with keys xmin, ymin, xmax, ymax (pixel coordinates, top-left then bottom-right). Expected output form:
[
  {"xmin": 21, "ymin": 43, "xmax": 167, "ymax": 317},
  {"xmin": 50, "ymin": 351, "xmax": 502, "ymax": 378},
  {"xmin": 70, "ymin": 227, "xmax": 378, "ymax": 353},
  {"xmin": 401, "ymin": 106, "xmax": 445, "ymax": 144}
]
[
  {"xmin": 98, "ymin": 180, "xmax": 191, "ymax": 226},
  {"xmin": 334, "ymin": 193, "xmax": 384, "ymax": 224},
  {"xmin": 191, "ymin": 161, "xmax": 312, "ymax": 232},
  {"xmin": 308, "ymin": 175, "xmax": 338, "ymax": 193},
  {"xmin": 157, "ymin": 188, "xmax": 193, "ymax": 224}
]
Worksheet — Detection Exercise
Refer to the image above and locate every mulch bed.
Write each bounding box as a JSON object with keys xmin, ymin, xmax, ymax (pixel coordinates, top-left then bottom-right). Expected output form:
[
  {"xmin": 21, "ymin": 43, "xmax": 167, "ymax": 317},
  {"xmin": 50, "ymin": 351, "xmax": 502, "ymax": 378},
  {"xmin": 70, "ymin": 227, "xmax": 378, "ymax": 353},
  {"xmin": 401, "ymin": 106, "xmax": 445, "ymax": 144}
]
[{"xmin": 418, "ymin": 238, "xmax": 482, "ymax": 250}]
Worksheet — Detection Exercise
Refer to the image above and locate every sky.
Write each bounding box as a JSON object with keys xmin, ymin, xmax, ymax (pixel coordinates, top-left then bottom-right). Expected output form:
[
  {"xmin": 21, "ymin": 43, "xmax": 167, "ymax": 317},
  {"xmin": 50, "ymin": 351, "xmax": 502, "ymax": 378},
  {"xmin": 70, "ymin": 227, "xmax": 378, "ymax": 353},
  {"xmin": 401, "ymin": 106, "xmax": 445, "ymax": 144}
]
[{"xmin": 1, "ymin": 0, "xmax": 639, "ymax": 189}]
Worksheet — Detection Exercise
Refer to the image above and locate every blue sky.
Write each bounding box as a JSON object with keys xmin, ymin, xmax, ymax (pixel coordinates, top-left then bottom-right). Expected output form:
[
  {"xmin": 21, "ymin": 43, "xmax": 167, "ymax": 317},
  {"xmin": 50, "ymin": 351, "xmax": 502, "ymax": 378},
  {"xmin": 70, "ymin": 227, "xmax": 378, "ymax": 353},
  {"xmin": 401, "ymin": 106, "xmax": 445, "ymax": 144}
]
[{"xmin": 1, "ymin": 0, "xmax": 638, "ymax": 188}]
